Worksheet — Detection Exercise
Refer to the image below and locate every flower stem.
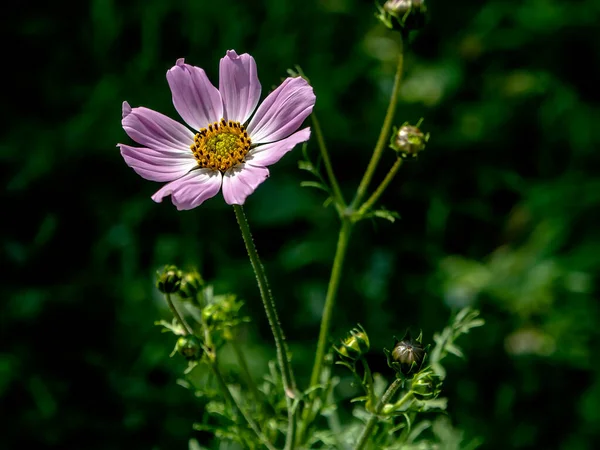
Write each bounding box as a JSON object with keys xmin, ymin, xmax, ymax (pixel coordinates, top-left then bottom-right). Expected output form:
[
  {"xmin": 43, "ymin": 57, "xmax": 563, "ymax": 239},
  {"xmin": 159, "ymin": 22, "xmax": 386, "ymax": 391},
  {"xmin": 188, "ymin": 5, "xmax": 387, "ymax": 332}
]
[
  {"xmin": 231, "ymin": 338, "xmax": 262, "ymax": 404},
  {"xmin": 232, "ymin": 204, "xmax": 296, "ymax": 450},
  {"xmin": 165, "ymin": 293, "xmax": 193, "ymax": 335},
  {"xmin": 351, "ymin": 34, "xmax": 405, "ymax": 209},
  {"xmin": 311, "ymin": 113, "xmax": 346, "ymax": 208},
  {"xmin": 198, "ymin": 290, "xmax": 214, "ymax": 350},
  {"xmin": 354, "ymin": 379, "xmax": 405, "ymax": 450},
  {"xmin": 210, "ymin": 361, "xmax": 278, "ymax": 450},
  {"xmin": 356, "ymin": 157, "xmax": 404, "ymax": 217},
  {"xmin": 360, "ymin": 357, "xmax": 376, "ymax": 409},
  {"xmin": 309, "ymin": 218, "xmax": 353, "ymax": 390}
]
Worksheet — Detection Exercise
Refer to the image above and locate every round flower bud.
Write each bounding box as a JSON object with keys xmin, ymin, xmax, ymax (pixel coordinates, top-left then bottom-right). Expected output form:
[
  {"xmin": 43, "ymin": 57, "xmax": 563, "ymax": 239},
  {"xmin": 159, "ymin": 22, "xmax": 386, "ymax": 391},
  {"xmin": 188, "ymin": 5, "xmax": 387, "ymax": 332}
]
[
  {"xmin": 156, "ymin": 265, "xmax": 183, "ymax": 294},
  {"xmin": 391, "ymin": 124, "xmax": 428, "ymax": 159},
  {"xmin": 411, "ymin": 370, "xmax": 442, "ymax": 400},
  {"xmin": 385, "ymin": 331, "xmax": 428, "ymax": 377},
  {"xmin": 175, "ymin": 335, "xmax": 203, "ymax": 360},
  {"xmin": 379, "ymin": 0, "xmax": 427, "ymax": 32},
  {"xmin": 178, "ymin": 269, "xmax": 205, "ymax": 300},
  {"xmin": 384, "ymin": 0, "xmax": 424, "ymax": 15},
  {"xmin": 336, "ymin": 325, "xmax": 371, "ymax": 362},
  {"xmin": 392, "ymin": 336, "xmax": 425, "ymax": 375}
]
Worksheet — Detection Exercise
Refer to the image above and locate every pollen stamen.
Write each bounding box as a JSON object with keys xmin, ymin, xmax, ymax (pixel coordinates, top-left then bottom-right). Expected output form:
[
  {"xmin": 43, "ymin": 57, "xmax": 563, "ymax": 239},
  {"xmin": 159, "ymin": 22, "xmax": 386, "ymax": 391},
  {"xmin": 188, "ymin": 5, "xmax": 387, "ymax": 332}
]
[{"xmin": 191, "ymin": 119, "xmax": 251, "ymax": 172}]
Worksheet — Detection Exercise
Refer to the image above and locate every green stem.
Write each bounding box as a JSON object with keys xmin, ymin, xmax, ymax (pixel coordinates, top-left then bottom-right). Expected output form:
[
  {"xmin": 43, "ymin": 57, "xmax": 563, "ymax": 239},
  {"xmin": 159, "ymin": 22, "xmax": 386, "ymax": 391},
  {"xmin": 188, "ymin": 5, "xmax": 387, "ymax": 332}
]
[
  {"xmin": 354, "ymin": 379, "xmax": 405, "ymax": 450},
  {"xmin": 311, "ymin": 113, "xmax": 346, "ymax": 208},
  {"xmin": 351, "ymin": 34, "xmax": 405, "ymax": 209},
  {"xmin": 165, "ymin": 293, "xmax": 193, "ymax": 335},
  {"xmin": 198, "ymin": 291, "xmax": 214, "ymax": 350},
  {"xmin": 210, "ymin": 362, "xmax": 277, "ymax": 450},
  {"xmin": 197, "ymin": 292, "xmax": 273, "ymax": 448},
  {"xmin": 356, "ymin": 158, "xmax": 403, "ymax": 218},
  {"xmin": 231, "ymin": 338, "xmax": 262, "ymax": 404},
  {"xmin": 308, "ymin": 218, "xmax": 353, "ymax": 390},
  {"xmin": 297, "ymin": 220, "xmax": 352, "ymax": 447},
  {"xmin": 360, "ymin": 357, "xmax": 376, "ymax": 410},
  {"xmin": 232, "ymin": 204, "xmax": 296, "ymax": 450},
  {"xmin": 323, "ymin": 362, "xmax": 345, "ymax": 449}
]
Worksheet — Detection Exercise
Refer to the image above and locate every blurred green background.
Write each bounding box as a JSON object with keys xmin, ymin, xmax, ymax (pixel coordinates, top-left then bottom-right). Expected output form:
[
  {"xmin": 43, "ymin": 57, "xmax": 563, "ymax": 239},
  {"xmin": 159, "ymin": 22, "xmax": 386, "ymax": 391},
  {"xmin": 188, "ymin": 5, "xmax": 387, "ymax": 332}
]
[{"xmin": 4, "ymin": 0, "xmax": 600, "ymax": 448}]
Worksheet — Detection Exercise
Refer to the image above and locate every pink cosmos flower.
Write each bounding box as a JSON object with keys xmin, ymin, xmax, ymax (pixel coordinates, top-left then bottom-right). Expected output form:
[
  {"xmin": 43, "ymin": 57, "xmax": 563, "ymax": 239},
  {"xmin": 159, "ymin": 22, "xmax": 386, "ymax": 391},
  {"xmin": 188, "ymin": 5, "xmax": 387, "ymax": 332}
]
[{"xmin": 118, "ymin": 50, "xmax": 316, "ymax": 210}]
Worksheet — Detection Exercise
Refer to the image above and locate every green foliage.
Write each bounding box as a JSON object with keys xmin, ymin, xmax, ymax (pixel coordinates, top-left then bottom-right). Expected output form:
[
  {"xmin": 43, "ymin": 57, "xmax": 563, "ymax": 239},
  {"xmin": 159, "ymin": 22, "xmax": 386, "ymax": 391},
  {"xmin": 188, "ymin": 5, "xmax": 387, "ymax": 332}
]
[{"xmin": 336, "ymin": 308, "xmax": 483, "ymax": 449}]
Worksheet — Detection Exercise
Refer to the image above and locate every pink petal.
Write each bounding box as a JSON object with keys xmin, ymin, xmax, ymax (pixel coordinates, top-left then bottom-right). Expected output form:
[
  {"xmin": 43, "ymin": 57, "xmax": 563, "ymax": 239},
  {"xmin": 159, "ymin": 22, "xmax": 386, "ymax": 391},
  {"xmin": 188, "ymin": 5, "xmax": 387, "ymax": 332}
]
[
  {"xmin": 222, "ymin": 164, "xmax": 270, "ymax": 205},
  {"xmin": 151, "ymin": 169, "xmax": 222, "ymax": 210},
  {"xmin": 166, "ymin": 58, "xmax": 223, "ymax": 131},
  {"xmin": 247, "ymin": 77, "xmax": 316, "ymax": 144},
  {"xmin": 122, "ymin": 101, "xmax": 195, "ymax": 152},
  {"xmin": 219, "ymin": 50, "xmax": 261, "ymax": 124},
  {"xmin": 118, "ymin": 144, "xmax": 197, "ymax": 182},
  {"xmin": 247, "ymin": 127, "xmax": 311, "ymax": 167}
]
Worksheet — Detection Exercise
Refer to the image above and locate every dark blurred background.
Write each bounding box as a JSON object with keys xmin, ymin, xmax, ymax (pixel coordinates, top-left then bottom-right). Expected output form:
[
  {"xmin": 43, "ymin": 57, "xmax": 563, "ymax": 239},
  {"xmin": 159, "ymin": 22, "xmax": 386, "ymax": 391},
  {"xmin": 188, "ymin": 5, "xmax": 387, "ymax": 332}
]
[{"xmin": 3, "ymin": 0, "xmax": 600, "ymax": 448}]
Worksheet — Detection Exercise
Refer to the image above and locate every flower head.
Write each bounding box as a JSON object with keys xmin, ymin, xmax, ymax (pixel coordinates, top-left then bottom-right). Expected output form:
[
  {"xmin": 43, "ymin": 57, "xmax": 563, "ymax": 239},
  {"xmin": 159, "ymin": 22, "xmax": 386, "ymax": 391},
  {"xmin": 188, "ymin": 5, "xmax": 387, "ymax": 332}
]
[{"xmin": 118, "ymin": 50, "xmax": 316, "ymax": 210}]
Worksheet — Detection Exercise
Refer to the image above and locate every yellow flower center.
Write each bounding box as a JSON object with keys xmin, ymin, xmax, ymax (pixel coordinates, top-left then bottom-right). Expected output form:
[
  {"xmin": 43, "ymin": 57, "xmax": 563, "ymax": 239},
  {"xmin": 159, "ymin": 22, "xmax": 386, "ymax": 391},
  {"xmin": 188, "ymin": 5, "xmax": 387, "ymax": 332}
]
[{"xmin": 191, "ymin": 119, "xmax": 251, "ymax": 172}]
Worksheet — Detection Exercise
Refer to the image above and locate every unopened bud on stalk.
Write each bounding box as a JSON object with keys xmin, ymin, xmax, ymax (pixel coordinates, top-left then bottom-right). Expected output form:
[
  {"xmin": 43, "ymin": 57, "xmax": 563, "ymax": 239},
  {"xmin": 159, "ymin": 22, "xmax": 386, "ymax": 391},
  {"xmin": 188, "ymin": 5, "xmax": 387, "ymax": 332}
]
[
  {"xmin": 156, "ymin": 265, "xmax": 183, "ymax": 294},
  {"xmin": 178, "ymin": 269, "xmax": 205, "ymax": 300},
  {"xmin": 376, "ymin": 0, "xmax": 427, "ymax": 32},
  {"xmin": 411, "ymin": 369, "xmax": 442, "ymax": 400},
  {"xmin": 385, "ymin": 331, "xmax": 427, "ymax": 377},
  {"xmin": 335, "ymin": 325, "xmax": 370, "ymax": 362},
  {"xmin": 175, "ymin": 335, "xmax": 203, "ymax": 360},
  {"xmin": 390, "ymin": 123, "xmax": 429, "ymax": 159}
]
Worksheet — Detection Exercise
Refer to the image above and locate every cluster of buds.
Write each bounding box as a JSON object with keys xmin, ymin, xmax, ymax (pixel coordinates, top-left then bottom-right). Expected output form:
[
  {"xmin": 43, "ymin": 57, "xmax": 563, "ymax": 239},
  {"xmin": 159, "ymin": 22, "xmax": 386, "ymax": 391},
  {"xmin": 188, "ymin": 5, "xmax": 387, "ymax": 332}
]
[
  {"xmin": 376, "ymin": 0, "xmax": 427, "ymax": 33},
  {"xmin": 334, "ymin": 323, "xmax": 444, "ymax": 409},
  {"xmin": 335, "ymin": 325, "xmax": 370, "ymax": 363},
  {"xmin": 202, "ymin": 293, "xmax": 249, "ymax": 340},
  {"xmin": 156, "ymin": 266, "xmax": 249, "ymax": 338},
  {"xmin": 390, "ymin": 122, "xmax": 429, "ymax": 159},
  {"xmin": 385, "ymin": 331, "xmax": 428, "ymax": 377}
]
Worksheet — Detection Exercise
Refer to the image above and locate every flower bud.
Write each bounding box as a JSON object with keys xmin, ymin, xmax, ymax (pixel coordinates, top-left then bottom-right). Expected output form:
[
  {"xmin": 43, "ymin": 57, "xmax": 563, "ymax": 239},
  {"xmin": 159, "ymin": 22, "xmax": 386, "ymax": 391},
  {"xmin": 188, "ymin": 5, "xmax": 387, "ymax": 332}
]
[
  {"xmin": 411, "ymin": 369, "xmax": 442, "ymax": 400},
  {"xmin": 336, "ymin": 325, "xmax": 370, "ymax": 362},
  {"xmin": 156, "ymin": 265, "xmax": 183, "ymax": 294},
  {"xmin": 178, "ymin": 269, "xmax": 205, "ymax": 300},
  {"xmin": 175, "ymin": 335, "xmax": 203, "ymax": 360},
  {"xmin": 385, "ymin": 331, "xmax": 427, "ymax": 377},
  {"xmin": 377, "ymin": 0, "xmax": 427, "ymax": 32},
  {"xmin": 390, "ymin": 124, "xmax": 428, "ymax": 159}
]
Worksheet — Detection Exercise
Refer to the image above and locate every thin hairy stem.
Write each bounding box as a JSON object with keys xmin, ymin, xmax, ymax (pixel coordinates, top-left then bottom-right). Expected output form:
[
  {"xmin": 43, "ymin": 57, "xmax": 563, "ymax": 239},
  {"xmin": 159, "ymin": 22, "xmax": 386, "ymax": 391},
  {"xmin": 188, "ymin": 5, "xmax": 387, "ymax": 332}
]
[
  {"xmin": 164, "ymin": 293, "xmax": 193, "ymax": 335},
  {"xmin": 297, "ymin": 220, "xmax": 353, "ymax": 446},
  {"xmin": 352, "ymin": 34, "xmax": 405, "ymax": 209},
  {"xmin": 232, "ymin": 204, "xmax": 296, "ymax": 450},
  {"xmin": 354, "ymin": 379, "xmax": 406, "ymax": 450},
  {"xmin": 357, "ymin": 157, "xmax": 404, "ymax": 217},
  {"xmin": 210, "ymin": 362, "xmax": 278, "ymax": 450},
  {"xmin": 311, "ymin": 113, "xmax": 346, "ymax": 207},
  {"xmin": 231, "ymin": 338, "xmax": 262, "ymax": 404},
  {"xmin": 309, "ymin": 218, "xmax": 353, "ymax": 390}
]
